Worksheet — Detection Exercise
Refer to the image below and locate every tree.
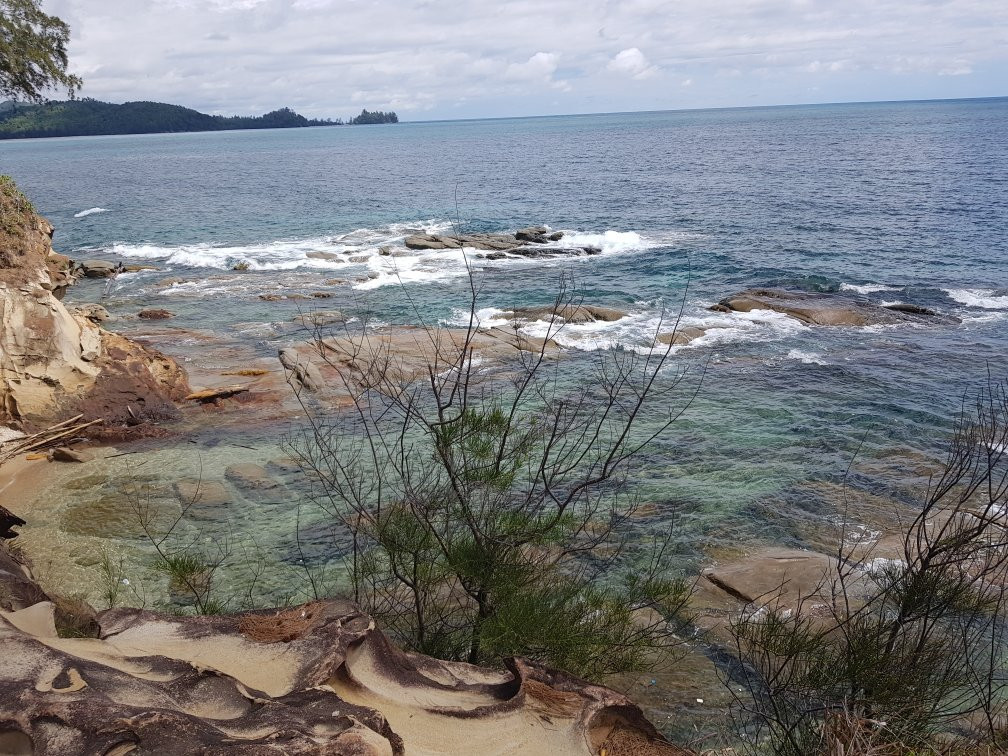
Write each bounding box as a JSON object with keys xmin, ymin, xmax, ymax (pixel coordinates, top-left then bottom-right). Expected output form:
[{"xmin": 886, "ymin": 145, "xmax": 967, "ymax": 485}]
[
  {"xmin": 724, "ymin": 378, "xmax": 1008, "ymax": 753},
  {"xmin": 0, "ymin": 0, "xmax": 81, "ymax": 103},
  {"xmin": 284, "ymin": 269, "xmax": 703, "ymax": 679}
]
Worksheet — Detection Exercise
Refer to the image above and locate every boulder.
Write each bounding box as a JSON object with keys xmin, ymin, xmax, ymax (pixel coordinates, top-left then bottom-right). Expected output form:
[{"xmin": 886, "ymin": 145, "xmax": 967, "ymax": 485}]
[
  {"xmin": 71, "ymin": 303, "xmax": 109, "ymax": 324},
  {"xmin": 278, "ymin": 348, "xmax": 324, "ymax": 392},
  {"xmin": 713, "ymin": 288, "xmax": 959, "ymax": 327},
  {"xmin": 50, "ymin": 447, "xmax": 93, "ymax": 463},
  {"xmin": 306, "ymin": 251, "xmax": 341, "ymax": 261},
  {"xmin": 137, "ymin": 308, "xmax": 174, "ymax": 320},
  {"xmin": 659, "ymin": 326, "xmax": 711, "ymax": 346},
  {"xmin": 508, "ymin": 304, "xmax": 626, "ymax": 325},
  {"xmin": 79, "ymin": 260, "xmax": 118, "ymax": 278}
]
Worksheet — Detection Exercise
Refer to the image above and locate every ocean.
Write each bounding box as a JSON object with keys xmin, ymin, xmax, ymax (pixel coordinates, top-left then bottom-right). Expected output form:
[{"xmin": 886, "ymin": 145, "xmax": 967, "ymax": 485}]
[{"xmin": 2, "ymin": 98, "xmax": 1007, "ymax": 614}]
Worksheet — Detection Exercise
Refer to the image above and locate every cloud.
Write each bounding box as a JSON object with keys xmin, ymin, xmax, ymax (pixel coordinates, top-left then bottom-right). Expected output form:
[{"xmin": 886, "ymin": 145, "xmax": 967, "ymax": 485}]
[
  {"xmin": 607, "ymin": 48, "xmax": 658, "ymax": 80},
  {"xmin": 43, "ymin": 0, "xmax": 1008, "ymax": 119}
]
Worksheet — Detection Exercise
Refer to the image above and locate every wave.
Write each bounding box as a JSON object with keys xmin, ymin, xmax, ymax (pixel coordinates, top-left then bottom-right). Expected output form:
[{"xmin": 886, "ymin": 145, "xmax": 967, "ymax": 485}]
[
  {"xmin": 82, "ymin": 221, "xmax": 672, "ymax": 290},
  {"xmin": 839, "ymin": 282, "xmax": 899, "ymax": 295},
  {"xmin": 945, "ymin": 288, "xmax": 1008, "ymax": 310},
  {"xmin": 74, "ymin": 207, "xmax": 109, "ymax": 218}
]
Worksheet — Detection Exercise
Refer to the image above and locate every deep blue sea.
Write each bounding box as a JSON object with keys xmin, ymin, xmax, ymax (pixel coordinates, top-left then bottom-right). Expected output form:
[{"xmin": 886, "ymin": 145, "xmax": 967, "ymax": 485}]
[{"xmin": 2, "ymin": 98, "xmax": 1007, "ymax": 601}]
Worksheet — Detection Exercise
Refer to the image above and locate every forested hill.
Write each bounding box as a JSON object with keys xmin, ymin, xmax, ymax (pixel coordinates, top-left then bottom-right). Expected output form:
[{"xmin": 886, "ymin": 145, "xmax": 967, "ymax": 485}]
[{"xmin": 0, "ymin": 100, "xmax": 341, "ymax": 139}]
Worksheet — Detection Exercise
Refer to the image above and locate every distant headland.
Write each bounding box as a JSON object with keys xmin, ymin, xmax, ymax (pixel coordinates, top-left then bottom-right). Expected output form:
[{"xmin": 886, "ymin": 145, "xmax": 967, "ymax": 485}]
[{"xmin": 0, "ymin": 100, "xmax": 398, "ymax": 139}]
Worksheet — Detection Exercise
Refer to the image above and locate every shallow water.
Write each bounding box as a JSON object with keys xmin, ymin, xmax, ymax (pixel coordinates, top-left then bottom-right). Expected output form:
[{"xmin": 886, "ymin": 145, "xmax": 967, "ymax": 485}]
[{"xmin": 2, "ymin": 99, "xmax": 1007, "ymax": 611}]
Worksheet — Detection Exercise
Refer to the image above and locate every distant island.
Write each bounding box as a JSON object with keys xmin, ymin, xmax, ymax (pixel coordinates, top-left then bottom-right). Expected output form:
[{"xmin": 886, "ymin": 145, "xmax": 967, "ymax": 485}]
[{"xmin": 0, "ymin": 100, "xmax": 398, "ymax": 139}]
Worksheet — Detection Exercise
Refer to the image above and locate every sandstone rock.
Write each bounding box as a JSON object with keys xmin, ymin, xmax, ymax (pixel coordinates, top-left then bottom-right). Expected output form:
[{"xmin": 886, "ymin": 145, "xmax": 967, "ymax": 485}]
[
  {"xmin": 306, "ymin": 250, "xmax": 341, "ymax": 261},
  {"xmin": 278, "ymin": 348, "xmax": 323, "ymax": 392},
  {"xmin": 0, "ymin": 539, "xmax": 686, "ymax": 755},
  {"xmin": 174, "ymin": 479, "xmax": 231, "ymax": 508},
  {"xmin": 713, "ymin": 289, "xmax": 960, "ymax": 327},
  {"xmin": 224, "ymin": 463, "xmax": 278, "ymax": 491},
  {"xmin": 703, "ymin": 547, "xmax": 838, "ymax": 610},
  {"xmin": 349, "ymin": 255, "xmax": 370, "ymax": 263},
  {"xmin": 71, "ymin": 303, "xmax": 109, "ymax": 324},
  {"xmin": 79, "ymin": 260, "xmax": 118, "ymax": 278},
  {"xmin": 658, "ymin": 326, "xmax": 715, "ymax": 346},
  {"xmin": 123, "ymin": 264, "xmax": 157, "ymax": 273},
  {"xmin": 508, "ymin": 304, "xmax": 626, "ymax": 325},
  {"xmin": 184, "ymin": 385, "xmax": 249, "ymax": 403},
  {"xmin": 50, "ymin": 447, "xmax": 92, "ymax": 463},
  {"xmin": 515, "ymin": 226, "xmax": 550, "ymax": 243},
  {"xmin": 0, "ymin": 183, "xmax": 190, "ymax": 432},
  {"xmin": 293, "ymin": 310, "xmax": 345, "ymax": 327},
  {"xmin": 137, "ymin": 308, "xmax": 174, "ymax": 320}
]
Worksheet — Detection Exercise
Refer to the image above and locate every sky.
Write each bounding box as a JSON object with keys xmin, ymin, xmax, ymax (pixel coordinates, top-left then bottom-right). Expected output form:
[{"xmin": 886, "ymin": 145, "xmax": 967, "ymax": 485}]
[{"xmin": 44, "ymin": 0, "xmax": 1008, "ymax": 121}]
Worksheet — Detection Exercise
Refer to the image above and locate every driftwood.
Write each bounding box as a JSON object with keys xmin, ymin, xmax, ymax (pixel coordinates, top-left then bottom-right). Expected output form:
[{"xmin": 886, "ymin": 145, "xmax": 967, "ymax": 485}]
[{"xmin": 0, "ymin": 416, "xmax": 104, "ymax": 466}]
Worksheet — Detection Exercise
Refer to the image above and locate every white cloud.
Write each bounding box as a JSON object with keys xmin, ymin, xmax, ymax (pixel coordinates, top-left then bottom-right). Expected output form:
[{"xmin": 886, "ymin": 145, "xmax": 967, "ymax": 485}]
[
  {"xmin": 41, "ymin": 0, "xmax": 1008, "ymax": 118},
  {"xmin": 607, "ymin": 48, "xmax": 659, "ymax": 79}
]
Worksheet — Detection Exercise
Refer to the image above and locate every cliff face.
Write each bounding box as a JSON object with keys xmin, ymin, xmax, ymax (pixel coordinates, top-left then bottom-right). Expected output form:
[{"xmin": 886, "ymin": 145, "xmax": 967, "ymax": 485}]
[{"xmin": 0, "ymin": 178, "xmax": 188, "ymax": 430}]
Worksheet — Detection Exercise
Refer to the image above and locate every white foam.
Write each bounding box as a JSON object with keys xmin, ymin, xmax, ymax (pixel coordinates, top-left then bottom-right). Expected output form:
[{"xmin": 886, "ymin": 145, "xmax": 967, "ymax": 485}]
[
  {"xmin": 839, "ymin": 282, "xmax": 898, "ymax": 295},
  {"xmin": 74, "ymin": 207, "xmax": 109, "ymax": 218},
  {"xmin": 787, "ymin": 349, "xmax": 827, "ymax": 365},
  {"xmin": 946, "ymin": 288, "xmax": 1008, "ymax": 310},
  {"xmin": 553, "ymin": 230, "xmax": 655, "ymax": 255}
]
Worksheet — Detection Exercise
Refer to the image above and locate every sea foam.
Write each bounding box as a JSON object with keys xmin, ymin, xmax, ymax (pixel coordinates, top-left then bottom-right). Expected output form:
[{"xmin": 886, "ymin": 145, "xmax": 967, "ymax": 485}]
[
  {"xmin": 74, "ymin": 207, "xmax": 109, "ymax": 218},
  {"xmin": 946, "ymin": 288, "xmax": 1008, "ymax": 309}
]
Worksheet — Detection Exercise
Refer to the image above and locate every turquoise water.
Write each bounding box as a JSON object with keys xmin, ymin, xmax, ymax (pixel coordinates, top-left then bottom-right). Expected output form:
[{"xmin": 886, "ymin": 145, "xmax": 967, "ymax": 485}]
[{"xmin": 2, "ymin": 99, "xmax": 1007, "ymax": 603}]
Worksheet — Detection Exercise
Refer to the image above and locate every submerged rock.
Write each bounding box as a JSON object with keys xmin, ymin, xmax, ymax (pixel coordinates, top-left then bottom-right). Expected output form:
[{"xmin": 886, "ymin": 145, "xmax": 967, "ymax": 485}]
[
  {"xmin": 712, "ymin": 288, "xmax": 960, "ymax": 327},
  {"xmin": 278, "ymin": 347, "xmax": 324, "ymax": 392}
]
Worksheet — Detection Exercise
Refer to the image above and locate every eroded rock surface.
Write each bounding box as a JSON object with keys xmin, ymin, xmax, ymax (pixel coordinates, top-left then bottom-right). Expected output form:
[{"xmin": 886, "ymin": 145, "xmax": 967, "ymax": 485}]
[
  {"xmin": 0, "ymin": 539, "xmax": 688, "ymax": 755},
  {"xmin": 0, "ymin": 182, "xmax": 189, "ymax": 431},
  {"xmin": 712, "ymin": 288, "xmax": 959, "ymax": 327}
]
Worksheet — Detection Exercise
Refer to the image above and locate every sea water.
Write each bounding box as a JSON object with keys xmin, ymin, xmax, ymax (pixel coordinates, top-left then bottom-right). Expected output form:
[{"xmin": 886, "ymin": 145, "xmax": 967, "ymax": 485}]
[{"xmin": 1, "ymin": 98, "xmax": 1007, "ymax": 606}]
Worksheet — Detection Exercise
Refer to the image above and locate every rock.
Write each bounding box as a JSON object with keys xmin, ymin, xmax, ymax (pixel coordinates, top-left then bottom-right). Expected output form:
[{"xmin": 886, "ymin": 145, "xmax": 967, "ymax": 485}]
[
  {"xmin": 378, "ymin": 246, "xmax": 393, "ymax": 256},
  {"xmin": 702, "ymin": 547, "xmax": 839, "ymax": 610},
  {"xmin": 404, "ymin": 234, "xmax": 450, "ymax": 250},
  {"xmin": 138, "ymin": 308, "xmax": 174, "ymax": 320},
  {"xmin": 323, "ymin": 278, "xmax": 346, "ymax": 286},
  {"xmin": 184, "ymin": 385, "xmax": 249, "ymax": 403},
  {"xmin": 123, "ymin": 264, "xmax": 157, "ymax": 273},
  {"xmin": 713, "ymin": 289, "xmax": 960, "ymax": 327},
  {"xmin": 278, "ymin": 348, "xmax": 324, "ymax": 392},
  {"xmin": 348, "ymin": 255, "xmax": 370, "ymax": 263},
  {"xmin": 0, "ymin": 181, "xmax": 190, "ymax": 432},
  {"xmin": 658, "ymin": 327, "xmax": 712, "ymax": 346},
  {"xmin": 79, "ymin": 259, "xmax": 118, "ymax": 278},
  {"xmin": 259, "ymin": 293, "xmax": 309, "ymax": 302},
  {"xmin": 50, "ymin": 447, "xmax": 92, "ymax": 463},
  {"xmin": 508, "ymin": 304, "xmax": 626, "ymax": 325},
  {"xmin": 484, "ymin": 251, "xmax": 508, "ymax": 260},
  {"xmin": 306, "ymin": 251, "xmax": 341, "ymax": 261},
  {"xmin": 174, "ymin": 479, "xmax": 231, "ymax": 509},
  {"xmin": 157, "ymin": 277, "xmax": 187, "ymax": 288},
  {"xmin": 515, "ymin": 226, "xmax": 551, "ymax": 243},
  {"xmin": 71, "ymin": 303, "xmax": 109, "ymax": 324},
  {"xmin": 884, "ymin": 303, "xmax": 938, "ymax": 316},
  {"xmin": 293, "ymin": 310, "xmax": 345, "ymax": 327},
  {"xmin": 0, "ymin": 505, "xmax": 25, "ymax": 539},
  {"xmin": 0, "ymin": 565, "xmax": 684, "ymax": 756},
  {"xmin": 310, "ymin": 291, "xmax": 332, "ymax": 299},
  {"xmin": 548, "ymin": 231, "xmax": 564, "ymax": 241},
  {"xmin": 224, "ymin": 463, "xmax": 279, "ymax": 491}
]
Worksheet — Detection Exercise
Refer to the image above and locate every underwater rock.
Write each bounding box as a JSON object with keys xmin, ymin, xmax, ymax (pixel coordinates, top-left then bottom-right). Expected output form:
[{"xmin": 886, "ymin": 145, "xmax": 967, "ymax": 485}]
[{"xmin": 713, "ymin": 288, "xmax": 960, "ymax": 327}]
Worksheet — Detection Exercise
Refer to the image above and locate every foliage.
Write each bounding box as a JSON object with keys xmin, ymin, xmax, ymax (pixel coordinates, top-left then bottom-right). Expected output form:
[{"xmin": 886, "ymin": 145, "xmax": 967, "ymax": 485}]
[
  {"xmin": 0, "ymin": 0, "xmax": 81, "ymax": 102},
  {"xmin": 348, "ymin": 108, "xmax": 398, "ymax": 125},
  {"xmin": 0, "ymin": 99, "xmax": 340, "ymax": 139},
  {"xmin": 285, "ymin": 269, "xmax": 702, "ymax": 678},
  {"xmin": 724, "ymin": 379, "xmax": 1008, "ymax": 754}
]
